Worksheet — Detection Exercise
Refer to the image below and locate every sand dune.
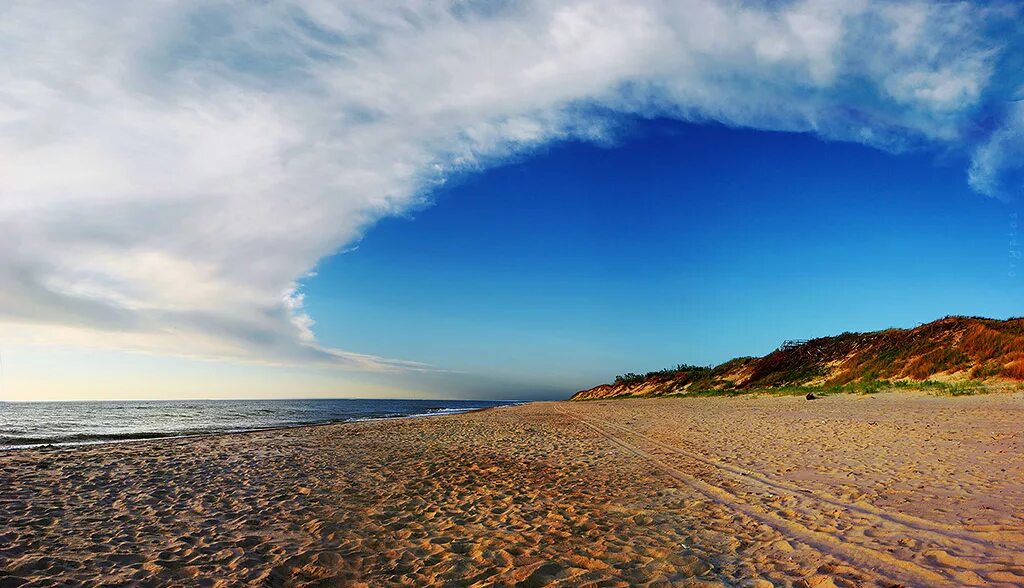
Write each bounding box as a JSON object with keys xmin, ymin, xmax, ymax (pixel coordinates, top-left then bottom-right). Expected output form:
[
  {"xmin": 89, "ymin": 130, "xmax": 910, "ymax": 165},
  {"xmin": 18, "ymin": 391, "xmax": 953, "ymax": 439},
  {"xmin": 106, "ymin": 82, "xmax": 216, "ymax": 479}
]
[{"xmin": 2, "ymin": 392, "xmax": 1023, "ymax": 586}]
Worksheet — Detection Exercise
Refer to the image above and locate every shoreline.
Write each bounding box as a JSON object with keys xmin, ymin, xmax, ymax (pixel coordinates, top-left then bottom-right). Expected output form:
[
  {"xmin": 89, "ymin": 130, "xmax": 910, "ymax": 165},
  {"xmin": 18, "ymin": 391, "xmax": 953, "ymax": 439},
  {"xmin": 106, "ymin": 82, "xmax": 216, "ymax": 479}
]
[
  {"xmin": 12, "ymin": 386, "xmax": 1020, "ymax": 452},
  {"xmin": 0, "ymin": 403, "xmax": 519, "ymax": 453},
  {"xmin": 12, "ymin": 387, "xmax": 1021, "ymax": 453}
]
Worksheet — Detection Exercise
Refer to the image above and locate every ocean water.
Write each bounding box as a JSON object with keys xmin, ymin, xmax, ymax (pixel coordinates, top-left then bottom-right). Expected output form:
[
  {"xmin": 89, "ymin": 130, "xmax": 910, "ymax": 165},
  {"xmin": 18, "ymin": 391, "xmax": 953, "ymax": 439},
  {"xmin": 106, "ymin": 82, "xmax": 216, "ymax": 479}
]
[{"xmin": 0, "ymin": 398, "xmax": 517, "ymax": 449}]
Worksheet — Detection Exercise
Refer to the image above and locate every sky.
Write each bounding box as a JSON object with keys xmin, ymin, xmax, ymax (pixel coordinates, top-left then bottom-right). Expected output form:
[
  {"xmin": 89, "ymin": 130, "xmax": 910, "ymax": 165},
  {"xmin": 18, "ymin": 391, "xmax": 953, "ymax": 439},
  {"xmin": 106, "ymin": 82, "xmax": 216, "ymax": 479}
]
[{"xmin": 1, "ymin": 0, "xmax": 1023, "ymax": 401}]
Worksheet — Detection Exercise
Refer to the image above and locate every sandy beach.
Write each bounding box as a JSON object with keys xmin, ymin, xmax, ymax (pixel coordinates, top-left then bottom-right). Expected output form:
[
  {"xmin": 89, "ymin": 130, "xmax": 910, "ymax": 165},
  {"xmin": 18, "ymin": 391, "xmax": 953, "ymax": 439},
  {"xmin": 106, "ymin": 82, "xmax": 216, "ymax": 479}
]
[{"xmin": 2, "ymin": 393, "xmax": 1024, "ymax": 587}]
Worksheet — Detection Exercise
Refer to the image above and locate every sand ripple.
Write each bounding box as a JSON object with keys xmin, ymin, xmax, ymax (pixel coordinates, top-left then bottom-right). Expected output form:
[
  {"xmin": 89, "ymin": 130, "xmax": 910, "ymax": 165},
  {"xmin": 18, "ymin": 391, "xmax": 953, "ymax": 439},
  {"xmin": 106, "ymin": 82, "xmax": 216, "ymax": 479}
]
[{"xmin": 2, "ymin": 393, "xmax": 1023, "ymax": 587}]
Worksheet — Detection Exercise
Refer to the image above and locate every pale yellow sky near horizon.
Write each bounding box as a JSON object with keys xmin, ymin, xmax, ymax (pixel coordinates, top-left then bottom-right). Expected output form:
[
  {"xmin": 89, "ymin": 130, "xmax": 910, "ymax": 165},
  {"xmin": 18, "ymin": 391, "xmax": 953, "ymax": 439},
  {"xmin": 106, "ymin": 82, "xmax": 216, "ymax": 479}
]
[
  {"xmin": 0, "ymin": 344, "xmax": 439, "ymax": 402},
  {"xmin": 0, "ymin": 342, "xmax": 567, "ymax": 402}
]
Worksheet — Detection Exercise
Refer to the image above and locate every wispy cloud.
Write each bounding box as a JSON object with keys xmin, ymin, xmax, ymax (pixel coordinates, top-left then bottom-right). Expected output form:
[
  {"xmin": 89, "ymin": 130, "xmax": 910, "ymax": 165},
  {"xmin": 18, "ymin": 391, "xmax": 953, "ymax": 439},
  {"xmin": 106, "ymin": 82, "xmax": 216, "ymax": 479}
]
[{"xmin": 1, "ymin": 0, "xmax": 1020, "ymax": 368}]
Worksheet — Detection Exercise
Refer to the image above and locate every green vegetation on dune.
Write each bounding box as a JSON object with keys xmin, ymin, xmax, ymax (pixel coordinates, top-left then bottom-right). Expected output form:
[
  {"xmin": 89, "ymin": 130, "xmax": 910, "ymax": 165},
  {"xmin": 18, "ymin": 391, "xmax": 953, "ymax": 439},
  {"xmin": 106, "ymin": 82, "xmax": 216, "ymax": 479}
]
[
  {"xmin": 576, "ymin": 316, "xmax": 1024, "ymax": 401},
  {"xmin": 579, "ymin": 379, "xmax": 1012, "ymax": 400},
  {"xmin": 614, "ymin": 364, "xmax": 713, "ymax": 386}
]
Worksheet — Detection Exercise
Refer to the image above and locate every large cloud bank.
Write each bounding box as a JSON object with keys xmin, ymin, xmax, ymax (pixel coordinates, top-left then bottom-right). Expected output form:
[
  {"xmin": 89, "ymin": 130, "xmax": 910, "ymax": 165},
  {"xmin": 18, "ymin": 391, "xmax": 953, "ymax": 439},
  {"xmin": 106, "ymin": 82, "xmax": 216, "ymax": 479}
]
[{"xmin": 1, "ymin": 0, "xmax": 1021, "ymax": 368}]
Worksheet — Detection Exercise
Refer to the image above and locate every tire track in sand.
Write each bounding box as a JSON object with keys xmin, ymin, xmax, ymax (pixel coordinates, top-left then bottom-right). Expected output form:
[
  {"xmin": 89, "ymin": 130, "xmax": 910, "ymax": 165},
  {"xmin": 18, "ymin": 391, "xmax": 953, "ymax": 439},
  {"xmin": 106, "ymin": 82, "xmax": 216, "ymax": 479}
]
[
  {"xmin": 558, "ymin": 408, "xmax": 984, "ymax": 588},
  {"xmin": 589, "ymin": 414, "xmax": 1024, "ymax": 550}
]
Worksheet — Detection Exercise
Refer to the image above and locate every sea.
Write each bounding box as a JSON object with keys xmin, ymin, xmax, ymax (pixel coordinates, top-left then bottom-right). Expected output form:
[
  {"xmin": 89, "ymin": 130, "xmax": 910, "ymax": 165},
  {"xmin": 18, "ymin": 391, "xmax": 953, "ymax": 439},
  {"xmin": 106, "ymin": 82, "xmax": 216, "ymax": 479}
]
[{"xmin": 0, "ymin": 398, "xmax": 518, "ymax": 450}]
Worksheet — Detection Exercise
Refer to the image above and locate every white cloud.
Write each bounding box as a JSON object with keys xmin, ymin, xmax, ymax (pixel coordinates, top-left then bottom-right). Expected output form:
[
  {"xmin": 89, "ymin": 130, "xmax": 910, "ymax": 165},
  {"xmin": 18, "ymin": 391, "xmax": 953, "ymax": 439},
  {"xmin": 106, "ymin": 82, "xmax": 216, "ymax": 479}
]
[
  {"xmin": 0, "ymin": 0, "xmax": 1018, "ymax": 368},
  {"xmin": 969, "ymin": 101, "xmax": 1024, "ymax": 197}
]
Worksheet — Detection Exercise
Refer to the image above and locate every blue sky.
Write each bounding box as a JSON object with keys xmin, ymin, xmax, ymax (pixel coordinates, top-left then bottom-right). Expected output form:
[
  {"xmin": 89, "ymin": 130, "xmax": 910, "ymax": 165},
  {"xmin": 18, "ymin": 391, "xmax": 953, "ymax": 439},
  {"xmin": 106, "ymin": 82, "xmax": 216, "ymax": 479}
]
[
  {"xmin": 305, "ymin": 118, "xmax": 1022, "ymax": 394},
  {"xmin": 1, "ymin": 1, "xmax": 1022, "ymax": 400}
]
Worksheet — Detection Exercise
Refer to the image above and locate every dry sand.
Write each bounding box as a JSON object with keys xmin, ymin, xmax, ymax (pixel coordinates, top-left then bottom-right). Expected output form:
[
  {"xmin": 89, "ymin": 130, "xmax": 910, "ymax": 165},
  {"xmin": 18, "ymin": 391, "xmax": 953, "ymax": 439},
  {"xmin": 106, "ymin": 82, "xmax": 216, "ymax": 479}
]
[{"xmin": 2, "ymin": 392, "xmax": 1024, "ymax": 587}]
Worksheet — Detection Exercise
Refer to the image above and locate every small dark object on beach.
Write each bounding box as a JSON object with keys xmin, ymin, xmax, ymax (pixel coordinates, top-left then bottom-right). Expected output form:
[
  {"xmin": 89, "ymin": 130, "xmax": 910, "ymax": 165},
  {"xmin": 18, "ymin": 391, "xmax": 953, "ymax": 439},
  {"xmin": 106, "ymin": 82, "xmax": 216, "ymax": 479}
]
[{"xmin": 805, "ymin": 393, "xmax": 817, "ymax": 400}]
